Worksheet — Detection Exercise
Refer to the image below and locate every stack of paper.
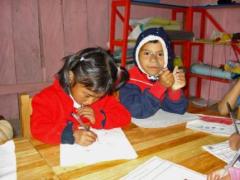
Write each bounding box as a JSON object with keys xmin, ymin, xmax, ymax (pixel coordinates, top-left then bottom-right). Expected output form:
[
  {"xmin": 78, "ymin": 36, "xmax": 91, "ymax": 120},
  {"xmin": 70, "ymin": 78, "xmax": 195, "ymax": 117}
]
[
  {"xmin": 60, "ymin": 128, "xmax": 138, "ymax": 166},
  {"xmin": 0, "ymin": 140, "xmax": 17, "ymax": 180},
  {"xmin": 186, "ymin": 119, "xmax": 238, "ymax": 136},
  {"xmin": 202, "ymin": 141, "xmax": 240, "ymax": 168},
  {"xmin": 132, "ymin": 109, "xmax": 199, "ymax": 128},
  {"xmin": 121, "ymin": 156, "xmax": 206, "ymax": 180}
]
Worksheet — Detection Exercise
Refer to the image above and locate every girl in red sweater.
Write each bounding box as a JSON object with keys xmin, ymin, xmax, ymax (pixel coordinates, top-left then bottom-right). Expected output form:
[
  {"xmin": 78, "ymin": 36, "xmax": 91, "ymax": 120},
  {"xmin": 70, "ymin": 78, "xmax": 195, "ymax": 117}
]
[{"xmin": 31, "ymin": 47, "xmax": 130, "ymax": 145}]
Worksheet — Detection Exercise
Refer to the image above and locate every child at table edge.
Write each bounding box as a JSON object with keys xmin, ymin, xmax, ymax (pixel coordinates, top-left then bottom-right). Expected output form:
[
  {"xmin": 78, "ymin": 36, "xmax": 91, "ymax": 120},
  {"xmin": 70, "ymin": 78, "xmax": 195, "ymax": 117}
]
[
  {"xmin": 30, "ymin": 47, "xmax": 131, "ymax": 145},
  {"xmin": 119, "ymin": 27, "xmax": 188, "ymax": 119},
  {"xmin": 207, "ymin": 132, "xmax": 240, "ymax": 180}
]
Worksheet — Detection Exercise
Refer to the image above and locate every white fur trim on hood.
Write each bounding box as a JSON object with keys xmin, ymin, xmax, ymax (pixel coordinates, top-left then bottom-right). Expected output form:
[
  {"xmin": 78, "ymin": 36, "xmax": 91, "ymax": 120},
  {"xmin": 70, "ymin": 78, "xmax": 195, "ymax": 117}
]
[{"xmin": 135, "ymin": 35, "xmax": 168, "ymax": 80}]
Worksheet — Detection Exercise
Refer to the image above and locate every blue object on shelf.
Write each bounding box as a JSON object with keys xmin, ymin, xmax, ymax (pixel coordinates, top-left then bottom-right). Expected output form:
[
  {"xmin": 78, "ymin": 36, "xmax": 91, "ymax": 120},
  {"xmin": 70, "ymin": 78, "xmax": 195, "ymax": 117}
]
[{"xmin": 190, "ymin": 63, "xmax": 233, "ymax": 80}]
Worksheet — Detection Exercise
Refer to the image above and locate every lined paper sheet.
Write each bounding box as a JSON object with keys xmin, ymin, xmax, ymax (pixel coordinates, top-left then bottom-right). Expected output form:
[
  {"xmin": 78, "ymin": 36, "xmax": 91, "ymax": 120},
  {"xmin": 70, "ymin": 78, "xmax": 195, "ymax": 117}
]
[
  {"xmin": 121, "ymin": 156, "xmax": 206, "ymax": 180},
  {"xmin": 202, "ymin": 141, "xmax": 240, "ymax": 168},
  {"xmin": 0, "ymin": 140, "xmax": 16, "ymax": 180},
  {"xmin": 60, "ymin": 128, "xmax": 137, "ymax": 166},
  {"xmin": 132, "ymin": 109, "xmax": 199, "ymax": 128},
  {"xmin": 186, "ymin": 120, "xmax": 239, "ymax": 137}
]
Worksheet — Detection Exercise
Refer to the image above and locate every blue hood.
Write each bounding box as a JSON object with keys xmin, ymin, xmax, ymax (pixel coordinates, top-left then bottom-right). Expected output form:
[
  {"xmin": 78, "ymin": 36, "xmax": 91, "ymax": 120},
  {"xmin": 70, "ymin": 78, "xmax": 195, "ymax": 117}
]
[{"xmin": 133, "ymin": 27, "xmax": 174, "ymax": 80}]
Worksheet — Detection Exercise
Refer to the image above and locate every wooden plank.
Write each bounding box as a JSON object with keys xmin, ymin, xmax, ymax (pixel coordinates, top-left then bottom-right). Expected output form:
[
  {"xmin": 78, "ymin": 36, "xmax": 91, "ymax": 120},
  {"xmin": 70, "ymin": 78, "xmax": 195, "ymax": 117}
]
[
  {"xmin": 15, "ymin": 138, "xmax": 58, "ymax": 179},
  {"xmin": 0, "ymin": 0, "xmax": 16, "ymax": 85},
  {"xmin": 87, "ymin": 0, "xmax": 110, "ymax": 48},
  {"xmin": 62, "ymin": 0, "xmax": 88, "ymax": 54},
  {"xmin": 38, "ymin": 0, "xmax": 65, "ymax": 81},
  {"xmin": 12, "ymin": 0, "xmax": 42, "ymax": 83},
  {"xmin": 0, "ymin": 82, "xmax": 51, "ymax": 95}
]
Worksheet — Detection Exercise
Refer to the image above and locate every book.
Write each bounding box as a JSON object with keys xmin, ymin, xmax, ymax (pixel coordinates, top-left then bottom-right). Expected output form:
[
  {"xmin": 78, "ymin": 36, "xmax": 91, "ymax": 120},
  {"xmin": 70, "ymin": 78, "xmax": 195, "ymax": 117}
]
[
  {"xmin": 121, "ymin": 156, "xmax": 206, "ymax": 180},
  {"xmin": 202, "ymin": 141, "xmax": 240, "ymax": 168}
]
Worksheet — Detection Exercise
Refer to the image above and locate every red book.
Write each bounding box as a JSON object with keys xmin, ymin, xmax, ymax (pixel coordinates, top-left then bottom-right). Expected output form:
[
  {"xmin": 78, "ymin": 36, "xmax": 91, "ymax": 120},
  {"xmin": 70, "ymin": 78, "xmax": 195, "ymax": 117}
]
[{"xmin": 198, "ymin": 114, "xmax": 233, "ymax": 125}]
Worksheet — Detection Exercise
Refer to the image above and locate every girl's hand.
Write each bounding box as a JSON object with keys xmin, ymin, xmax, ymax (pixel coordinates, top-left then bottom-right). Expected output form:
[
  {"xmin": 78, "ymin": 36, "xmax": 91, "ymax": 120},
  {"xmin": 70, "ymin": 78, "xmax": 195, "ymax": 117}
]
[
  {"xmin": 77, "ymin": 106, "xmax": 96, "ymax": 124},
  {"xmin": 158, "ymin": 69, "xmax": 174, "ymax": 88},
  {"xmin": 229, "ymin": 133, "xmax": 240, "ymax": 150},
  {"xmin": 73, "ymin": 129, "xmax": 97, "ymax": 146},
  {"xmin": 207, "ymin": 169, "xmax": 231, "ymax": 180},
  {"xmin": 171, "ymin": 66, "xmax": 186, "ymax": 90}
]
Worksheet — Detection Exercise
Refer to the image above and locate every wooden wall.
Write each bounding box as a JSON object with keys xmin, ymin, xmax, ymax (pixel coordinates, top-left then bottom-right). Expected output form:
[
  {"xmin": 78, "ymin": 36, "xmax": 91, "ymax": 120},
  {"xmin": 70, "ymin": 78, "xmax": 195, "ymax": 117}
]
[
  {"xmin": 0, "ymin": 0, "xmax": 239, "ymax": 135},
  {"xmin": 0, "ymin": 0, "xmax": 110, "ymax": 135}
]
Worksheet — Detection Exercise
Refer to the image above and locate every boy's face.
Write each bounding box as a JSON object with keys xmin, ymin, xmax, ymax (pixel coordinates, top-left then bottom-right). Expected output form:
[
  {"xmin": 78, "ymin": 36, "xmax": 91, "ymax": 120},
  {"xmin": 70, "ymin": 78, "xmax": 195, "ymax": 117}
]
[
  {"xmin": 70, "ymin": 83, "xmax": 104, "ymax": 106},
  {"xmin": 139, "ymin": 42, "xmax": 165, "ymax": 76}
]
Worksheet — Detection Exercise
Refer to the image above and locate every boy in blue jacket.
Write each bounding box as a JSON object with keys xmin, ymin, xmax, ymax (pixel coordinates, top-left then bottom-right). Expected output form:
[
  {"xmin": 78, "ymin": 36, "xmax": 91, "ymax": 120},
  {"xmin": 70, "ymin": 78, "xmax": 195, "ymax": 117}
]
[{"xmin": 119, "ymin": 27, "xmax": 188, "ymax": 118}]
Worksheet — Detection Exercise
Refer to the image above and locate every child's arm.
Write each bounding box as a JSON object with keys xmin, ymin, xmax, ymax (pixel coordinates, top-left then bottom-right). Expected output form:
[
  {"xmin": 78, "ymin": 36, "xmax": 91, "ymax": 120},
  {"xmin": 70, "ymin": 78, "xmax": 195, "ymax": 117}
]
[
  {"xmin": 31, "ymin": 95, "xmax": 67, "ymax": 144},
  {"xmin": 90, "ymin": 95, "xmax": 131, "ymax": 129},
  {"xmin": 218, "ymin": 79, "xmax": 240, "ymax": 115},
  {"xmin": 119, "ymin": 83, "xmax": 162, "ymax": 118}
]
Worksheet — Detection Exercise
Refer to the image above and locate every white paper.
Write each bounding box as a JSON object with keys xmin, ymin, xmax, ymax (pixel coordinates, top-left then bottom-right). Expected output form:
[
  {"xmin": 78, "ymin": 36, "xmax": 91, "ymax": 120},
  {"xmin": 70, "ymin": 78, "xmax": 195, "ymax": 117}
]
[
  {"xmin": 203, "ymin": 141, "xmax": 240, "ymax": 168},
  {"xmin": 132, "ymin": 109, "xmax": 199, "ymax": 128},
  {"xmin": 186, "ymin": 119, "xmax": 239, "ymax": 137},
  {"xmin": 60, "ymin": 128, "xmax": 137, "ymax": 166},
  {"xmin": 121, "ymin": 156, "xmax": 206, "ymax": 180},
  {"xmin": 0, "ymin": 140, "xmax": 17, "ymax": 180}
]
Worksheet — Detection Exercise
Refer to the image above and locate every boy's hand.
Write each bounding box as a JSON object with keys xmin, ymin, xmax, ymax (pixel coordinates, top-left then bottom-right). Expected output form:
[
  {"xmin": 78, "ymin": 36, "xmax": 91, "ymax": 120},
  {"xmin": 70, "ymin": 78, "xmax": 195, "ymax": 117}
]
[
  {"xmin": 158, "ymin": 69, "xmax": 174, "ymax": 88},
  {"xmin": 229, "ymin": 133, "xmax": 240, "ymax": 150},
  {"xmin": 73, "ymin": 129, "xmax": 97, "ymax": 146},
  {"xmin": 171, "ymin": 66, "xmax": 186, "ymax": 90},
  {"xmin": 77, "ymin": 106, "xmax": 96, "ymax": 124}
]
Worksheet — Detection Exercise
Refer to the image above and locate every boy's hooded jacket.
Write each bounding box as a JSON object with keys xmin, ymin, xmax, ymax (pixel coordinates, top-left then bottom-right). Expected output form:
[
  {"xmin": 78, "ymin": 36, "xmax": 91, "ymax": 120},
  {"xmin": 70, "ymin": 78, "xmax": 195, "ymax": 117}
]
[{"xmin": 119, "ymin": 27, "xmax": 188, "ymax": 118}]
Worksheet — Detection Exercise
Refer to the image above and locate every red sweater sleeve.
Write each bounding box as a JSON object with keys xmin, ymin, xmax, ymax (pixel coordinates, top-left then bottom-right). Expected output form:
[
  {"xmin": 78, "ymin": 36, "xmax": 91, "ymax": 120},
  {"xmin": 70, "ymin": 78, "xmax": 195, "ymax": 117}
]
[
  {"xmin": 91, "ymin": 95, "xmax": 131, "ymax": 129},
  {"xmin": 31, "ymin": 93, "xmax": 72, "ymax": 144}
]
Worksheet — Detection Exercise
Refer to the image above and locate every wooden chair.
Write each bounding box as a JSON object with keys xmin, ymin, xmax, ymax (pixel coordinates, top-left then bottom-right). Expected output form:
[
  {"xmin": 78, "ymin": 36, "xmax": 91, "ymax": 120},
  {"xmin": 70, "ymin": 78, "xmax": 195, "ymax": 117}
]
[{"xmin": 19, "ymin": 94, "xmax": 32, "ymax": 138}]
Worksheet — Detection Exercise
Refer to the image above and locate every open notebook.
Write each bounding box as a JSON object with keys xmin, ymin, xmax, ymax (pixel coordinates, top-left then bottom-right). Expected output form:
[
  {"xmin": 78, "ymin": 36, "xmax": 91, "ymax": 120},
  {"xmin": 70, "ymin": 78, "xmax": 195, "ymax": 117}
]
[
  {"xmin": 132, "ymin": 109, "xmax": 199, "ymax": 128},
  {"xmin": 60, "ymin": 128, "xmax": 137, "ymax": 166},
  {"xmin": 202, "ymin": 141, "xmax": 240, "ymax": 168},
  {"xmin": 121, "ymin": 156, "xmax": 206, "ymax": 180}
]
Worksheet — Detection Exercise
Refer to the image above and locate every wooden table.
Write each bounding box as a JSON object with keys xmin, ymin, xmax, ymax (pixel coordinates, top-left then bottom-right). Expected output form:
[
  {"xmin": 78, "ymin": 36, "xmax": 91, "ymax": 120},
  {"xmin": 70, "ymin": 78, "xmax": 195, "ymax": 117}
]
[
  {"xmin": 15, "ymin": 104, "xmax": 228, "ymax": 179},
  {"xmin": 15, "ymin": 138, "xmax": 58, "ymax": 179}
]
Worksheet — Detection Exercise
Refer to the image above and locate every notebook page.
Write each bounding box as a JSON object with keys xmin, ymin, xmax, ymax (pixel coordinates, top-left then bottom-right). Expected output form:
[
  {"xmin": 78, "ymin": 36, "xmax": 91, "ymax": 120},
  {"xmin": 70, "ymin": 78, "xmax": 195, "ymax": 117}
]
[
  {"xmin": 121, "ymin": 156, "xmax": 206, "ymax": 180},
  {"xmin": 60, "ymin": 128, "xmax": 137, "ymax": 166},
  {"xmin": 0, "ymin": 140, "xmax": 17, "ymax": 180},
  {"xmin": 202, "ymin": 141, "xmax": 240, "ymax": 168},
  {"xmin": 132, "ymin": 109, "xmax": 199, "ymax": 128},
  {"xmin": 186, "ymin": 120, "xmax": 238, "ymax": 137}
]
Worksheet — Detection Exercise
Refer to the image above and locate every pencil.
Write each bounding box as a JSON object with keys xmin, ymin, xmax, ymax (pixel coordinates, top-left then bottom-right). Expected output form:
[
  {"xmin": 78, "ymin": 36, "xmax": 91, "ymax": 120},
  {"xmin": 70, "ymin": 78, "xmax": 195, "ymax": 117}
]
[
  {"xmin": 71, "ymin": 113, "xmax": 90, "ymax": 131},
  {"xmin": 226, "ymin": 102, "xmax": 239, "ymax": 134}
]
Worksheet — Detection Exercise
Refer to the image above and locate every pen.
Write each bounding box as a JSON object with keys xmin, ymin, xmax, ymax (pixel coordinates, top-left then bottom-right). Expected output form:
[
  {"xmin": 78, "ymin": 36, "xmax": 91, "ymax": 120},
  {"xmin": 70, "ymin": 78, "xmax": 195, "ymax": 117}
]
[
  {"xmin": 226, "ymin": 102, "xmax": 239, "ymax": 134},
  {"xmin": 71, "ymin": 112, "xmax": 90, "ymax": 131}
]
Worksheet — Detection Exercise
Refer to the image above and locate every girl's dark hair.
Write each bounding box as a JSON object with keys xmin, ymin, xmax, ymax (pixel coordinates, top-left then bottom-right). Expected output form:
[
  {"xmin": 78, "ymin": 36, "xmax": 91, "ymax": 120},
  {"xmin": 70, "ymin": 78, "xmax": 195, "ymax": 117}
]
[{"xmin": 58, "ymin": 47, "xmax": 129, "ymax": 95}]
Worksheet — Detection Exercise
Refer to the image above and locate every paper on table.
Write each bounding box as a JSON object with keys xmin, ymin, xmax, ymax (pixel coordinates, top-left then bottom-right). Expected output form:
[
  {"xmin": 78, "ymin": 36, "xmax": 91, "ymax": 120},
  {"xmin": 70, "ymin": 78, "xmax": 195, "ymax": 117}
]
[
  {"xmin": 120, "ymin": 156, "xmax": 206, "ymax": 180},
  {"xmin": 0, "ymin": 140, "xmax": 17, "ymax": 180},
  {"xmin": 60, "ymin": 128, "xmax": 137, "ymax": 166},
  {"xmin": 132, "ymin": 109, "xmax": 199, "ymax": 128},
  {"xmin": 186, "ymin": 119, "xmax": 240, "ymax": 137},
  {"xmin": 202, "ymin": 141, "xmax": 240, "ymax": 168}
]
